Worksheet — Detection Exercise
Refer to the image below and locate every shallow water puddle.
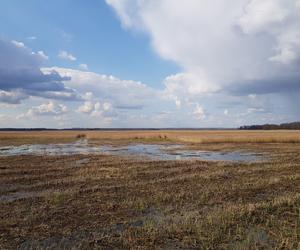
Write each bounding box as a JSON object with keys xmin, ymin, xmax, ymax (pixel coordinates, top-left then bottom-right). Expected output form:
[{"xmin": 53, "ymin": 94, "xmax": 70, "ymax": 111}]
[{"xmin": 0, "ymin": 140, "xmax": 262, "ymax": 162}]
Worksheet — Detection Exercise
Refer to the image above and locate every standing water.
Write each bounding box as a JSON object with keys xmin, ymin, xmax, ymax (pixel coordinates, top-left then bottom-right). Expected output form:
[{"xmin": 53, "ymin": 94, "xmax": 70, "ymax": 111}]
[{"xmin": 0, "ymin": 140, "xmax": 262, "ymax": 162}]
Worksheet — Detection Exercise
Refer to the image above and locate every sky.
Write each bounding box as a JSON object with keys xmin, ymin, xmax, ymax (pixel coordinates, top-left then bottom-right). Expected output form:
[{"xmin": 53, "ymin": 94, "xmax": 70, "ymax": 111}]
[{"xmin": 0, "ymin": 0, "xmax": 300, "ymax": 128}]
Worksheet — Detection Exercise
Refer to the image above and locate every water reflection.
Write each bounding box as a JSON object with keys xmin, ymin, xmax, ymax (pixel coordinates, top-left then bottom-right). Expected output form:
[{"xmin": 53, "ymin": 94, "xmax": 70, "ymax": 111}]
[{"xmin": 0, "ymin": 140, "xmax": 262, "ymax": 162}]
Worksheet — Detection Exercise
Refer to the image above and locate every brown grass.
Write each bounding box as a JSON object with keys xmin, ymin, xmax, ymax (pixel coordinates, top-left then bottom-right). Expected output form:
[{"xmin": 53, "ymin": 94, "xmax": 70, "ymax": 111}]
[
  {"xmin": 0, "ymin": 132, "xmax": 300, "ymax": 248},
  {"xmin": 1, "ymin": 130, "xmax": 300, "ymax": 146}
]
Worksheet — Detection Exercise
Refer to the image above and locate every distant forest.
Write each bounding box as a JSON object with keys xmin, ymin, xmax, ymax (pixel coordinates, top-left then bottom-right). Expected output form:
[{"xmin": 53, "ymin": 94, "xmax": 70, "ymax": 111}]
[{"xmin": 240, "ymin": 122, "xmax": 300, "ymax": 130}]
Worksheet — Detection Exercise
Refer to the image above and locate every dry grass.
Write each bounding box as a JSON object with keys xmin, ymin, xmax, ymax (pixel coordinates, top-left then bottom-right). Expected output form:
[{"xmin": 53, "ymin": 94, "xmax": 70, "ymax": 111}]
[
  {"xmin": 0, "ymin": 132, "xmax": 300, "ymax": 249},
  {"xmin": 1, "ymin": 130, "xmax": 300, "ymax": 146}
]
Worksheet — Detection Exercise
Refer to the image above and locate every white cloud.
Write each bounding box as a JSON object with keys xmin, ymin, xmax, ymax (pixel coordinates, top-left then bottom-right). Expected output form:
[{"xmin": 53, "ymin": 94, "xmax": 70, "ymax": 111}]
[
  {"xmin": 107, "ymin": 0, "xmax": 300, "ymax": 93},
  {"xmin": 237, "ymin": 0, "xmax": 289, "ymax": 34},
  {"xmin": 91, "ymin": 102, "xmax": 116, "ymax": 118},
  {"xmin": 11, "ymin": 40, "xmax": 26, "ymax": 48},
  {"xmin": 0, "ymin": 38, "xmax": 75, "ymax": 104},
  {"xmin": 163, "ymin": 72, "xmax": 219, "ymax": 106},
  {"xmin": 43, "ymin": 67, "xmax": 156, "ymax": 109},
  {"xmin": 77, "ymin": 101, "xmax": 94, "ymax": 114},
  {"xmin": 270, "ymin": 47, "xmax": 297, "ymax": 65},
  {"xmin": 77, "ymin": 101, "xmax": 117, "ymax": 126},
  {"xmin": 78, "ymin": 63, "xmax": 88, "ymax": 71},
  {"xmin": 11, "ymin": 41, "xmax": 48, "ymax": 62},
  {"xmin": 36, "ymin": 51, "xmax": 49, "ymax": 60},
  {"xmin": 24, "ymin": 101, "xmax": 68, "ymax": 117},
  {"xmin": 106, "ymin": 0, "xmax": 136, "ymax": 27},
  {"xmin": 269, "ymin": 28, "xmax": 300, "ymax": 64},
  {"xmin": 193, "ymin": 105, "xmax": 206, "ymax": 120},
  {"xmin": 58, "ymin": 50, "xmax": 77, "ymax": 61},
  {"xmin": 224, "ymin": 109, "xmax": 229, "ymax": 115},
  {"xmin": 238, "ymin": 0, "xmax": 300, "ymax": 65}
]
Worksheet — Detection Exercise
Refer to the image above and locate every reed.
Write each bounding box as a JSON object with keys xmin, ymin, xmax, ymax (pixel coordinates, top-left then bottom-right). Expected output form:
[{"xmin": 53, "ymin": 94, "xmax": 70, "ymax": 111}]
[{"xmin": 1, "ymin": 130, "xmax": 300, "ymax": 146}]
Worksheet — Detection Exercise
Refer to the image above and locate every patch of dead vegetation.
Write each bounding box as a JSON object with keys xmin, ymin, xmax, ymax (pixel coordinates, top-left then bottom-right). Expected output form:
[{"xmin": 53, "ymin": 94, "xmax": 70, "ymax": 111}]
[{"xmin": 1, "ymin": 134, "xmax": 300, "ymax": 249}]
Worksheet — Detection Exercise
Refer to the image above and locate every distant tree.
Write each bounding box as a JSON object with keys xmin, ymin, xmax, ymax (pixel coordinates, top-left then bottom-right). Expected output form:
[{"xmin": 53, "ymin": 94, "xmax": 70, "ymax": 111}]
[{"xmin": 240, "ymin": 122, "xmax": 300, "ymax": 130}]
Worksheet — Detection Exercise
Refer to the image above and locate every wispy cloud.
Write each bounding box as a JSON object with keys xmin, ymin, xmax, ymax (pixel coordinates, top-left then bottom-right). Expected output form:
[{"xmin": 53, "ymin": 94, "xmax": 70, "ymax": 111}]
[
  {"xmin": 58, "ymin": 50, "xmax": 77, "ymax": 61},
  {"xmin": 27, "ymin": 36, "xmax": 37, "ymax": 40},
  {"xmin": 78, "ymin": 63, "xmax": 88, "ymax": 71}
]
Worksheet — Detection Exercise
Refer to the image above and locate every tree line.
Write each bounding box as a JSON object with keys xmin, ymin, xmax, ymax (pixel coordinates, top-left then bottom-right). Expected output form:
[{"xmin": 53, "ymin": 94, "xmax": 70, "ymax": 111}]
[{"xmin": 240, "ymin": 122, "xmax": 300, "ymax": 130}]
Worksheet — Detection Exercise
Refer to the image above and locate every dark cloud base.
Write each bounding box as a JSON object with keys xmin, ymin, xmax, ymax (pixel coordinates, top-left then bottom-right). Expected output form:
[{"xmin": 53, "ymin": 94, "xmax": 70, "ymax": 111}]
[{"xmin": 0, "ymin": 38, "xmax": 77, "ymax": 103}]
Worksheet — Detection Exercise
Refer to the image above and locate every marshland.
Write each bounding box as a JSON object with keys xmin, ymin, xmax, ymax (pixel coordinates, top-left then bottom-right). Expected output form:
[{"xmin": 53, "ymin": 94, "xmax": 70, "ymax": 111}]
[{"xmin": 0, "ymin": 130, "xmax": 300, "ymax": 249}]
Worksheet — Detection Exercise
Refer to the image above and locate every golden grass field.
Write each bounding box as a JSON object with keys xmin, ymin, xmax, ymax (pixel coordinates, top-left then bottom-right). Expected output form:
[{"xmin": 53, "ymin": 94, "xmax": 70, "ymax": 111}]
[
  {"xmin": 1, "ymin": 130, "xmax": 300, "ymax": 145},
  {"xmin": 1, "ymin": 130, "xmax": 300, "ymax": 249}
]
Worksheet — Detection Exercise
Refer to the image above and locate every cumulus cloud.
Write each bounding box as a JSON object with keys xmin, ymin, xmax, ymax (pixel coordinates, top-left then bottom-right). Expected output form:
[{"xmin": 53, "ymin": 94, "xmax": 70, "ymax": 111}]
[
  {"xmin": 106, "ymin": 0, "xmax": 300, "ymax": 97},
  {"xmin": 238, "ymin": 0, "xmax": 300, "ymax": 65},
  {"xmin": 23, "ymin": 101, "xmax": 68, "ymax": 117},
  {"xmin": 58, "ymin": 50, "xmax": 77, "ymax": 61},
  {"xmin": 237, "ymin": 0, "xmax": 289, "ymax": 34},
  {"xmin": 3, "ymin": 2, "xmax": 300, "ymax": 128},
  {"xmin": 77, "ymin": 101, "xmax": 117, "ymax": 126},
  {"xmin": 163, "ymin": 72, "xmax": 219, "ymax": 107},
  {"xmin": 0, "ymin": 38, "xmax": 77, "ymax": 103},
  {"xmin": 38, "ymin": 66, "xmax": 290, "ymax": 127},
  {"xmin": 77, "ymin": 101, "xmax": 94, "ymax": 114},
  {"xmin": 91, "ymin": 102, "xmax": 116, "ymax": 118},
  {"xmin": 43, "ymin": 67, "xmax": 157, "ymax": 110}
]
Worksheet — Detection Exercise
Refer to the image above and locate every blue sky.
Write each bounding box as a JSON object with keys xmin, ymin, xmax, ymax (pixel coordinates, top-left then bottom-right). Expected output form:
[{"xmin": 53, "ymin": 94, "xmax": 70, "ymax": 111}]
[
  {"xmin": 0, "ymin": 0, "xmax": 300, "ymax": 128},
  {"xmin": 0, "ymin": 0, "xmax": 178, "ymax": 86}
]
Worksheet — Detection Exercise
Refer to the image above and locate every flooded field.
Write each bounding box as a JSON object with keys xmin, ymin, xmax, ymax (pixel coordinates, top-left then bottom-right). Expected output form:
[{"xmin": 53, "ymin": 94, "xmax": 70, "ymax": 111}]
[
  {"xmin": 1, "ymin": 131, "xmax": 300, "ymax": 249},
  {"xmin": 0, "ymin": 139, "xmax": 262, "ymax": 162}
]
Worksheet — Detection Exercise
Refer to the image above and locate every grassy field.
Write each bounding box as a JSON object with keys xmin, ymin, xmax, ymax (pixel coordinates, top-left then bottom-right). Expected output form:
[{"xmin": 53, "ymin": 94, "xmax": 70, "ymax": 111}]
[
  {"xmin": 1, "ymin": 130, "xmax": 300, "ymax": 146},
  {"xmin": 1, "ymin": 130, "xmax": 300, "ymax": 249}
]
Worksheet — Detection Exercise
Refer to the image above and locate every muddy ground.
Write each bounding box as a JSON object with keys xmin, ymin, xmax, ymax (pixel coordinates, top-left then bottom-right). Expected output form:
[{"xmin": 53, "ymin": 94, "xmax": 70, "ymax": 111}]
[{"xmin": 1, "ymin": 140, "xmax": 300, "ymax": 249}]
